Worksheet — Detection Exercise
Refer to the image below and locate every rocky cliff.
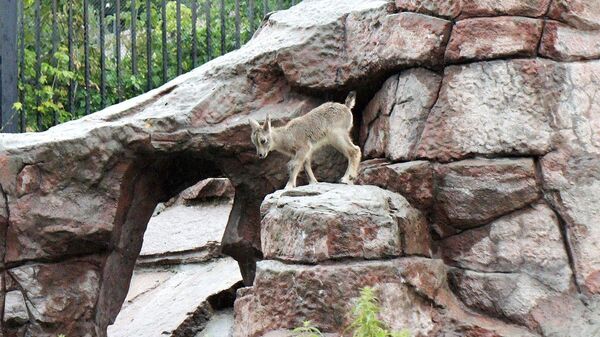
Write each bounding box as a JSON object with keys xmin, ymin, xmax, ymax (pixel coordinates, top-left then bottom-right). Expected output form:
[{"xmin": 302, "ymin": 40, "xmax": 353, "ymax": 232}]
[{"xmin": 0, "ymin": 0, "xmax": 599, "ymax": 336}]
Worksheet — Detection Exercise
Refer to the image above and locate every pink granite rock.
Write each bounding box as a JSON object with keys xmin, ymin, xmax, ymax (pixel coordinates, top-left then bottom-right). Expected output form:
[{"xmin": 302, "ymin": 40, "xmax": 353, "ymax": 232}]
[
  {"xmin": 540, "ymin": 21, "xmax": 600, "ymax": 61},
  {"xmin": 548, "ymin": 0, "xmax": 600, "ymax": 30},
  {"xmin": 416, "ymin": 59, "xmax": 562, "ymax": 162},
  {"xmin": 434, "ymin": 158, "xmax": 540, "ymax": 231},
  {"xmin": 234, "ymin": 258, "xmax": 538, "ymax": 337},
  {"xmin": 445, "ymin": 17, "xmax": 544, "ymax": 63},
  {"xmin": 460, "ymin": 0, "xmax": 551, "ymax": 18},
  {"xmin": 356, "ymin": 160, "xmax": 434, "ymax": 210},
  {"xmin": 396, "ymin": 0, "xmax": 551, "ymax": 19},
  {"xmin": 395, "ymin": 0, "xmax": 461, "ymax": 19}
]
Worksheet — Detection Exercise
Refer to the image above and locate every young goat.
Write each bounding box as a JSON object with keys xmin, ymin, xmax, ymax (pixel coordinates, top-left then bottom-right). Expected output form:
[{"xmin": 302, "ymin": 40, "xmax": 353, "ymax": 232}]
[{"xmin": 250, "ymin": 92, "xmax": 361, "ymax": 189}]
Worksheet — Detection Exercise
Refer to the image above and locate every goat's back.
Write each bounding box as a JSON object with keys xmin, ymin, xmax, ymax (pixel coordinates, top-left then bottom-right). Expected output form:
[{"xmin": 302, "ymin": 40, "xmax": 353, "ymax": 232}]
[{"xmin": 285, "ymin": 102, "xmax": 352, "ymax": 142}]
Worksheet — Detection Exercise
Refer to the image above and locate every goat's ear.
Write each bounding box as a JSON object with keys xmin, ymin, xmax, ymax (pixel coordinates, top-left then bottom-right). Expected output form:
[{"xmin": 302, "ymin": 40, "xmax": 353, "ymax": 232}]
[
  {"xmin": 263, "ymin": 113, "xmax": 271, "ymax": 131},
  {"xmin": 249, "ymin": 118, "xmax": 261, "ymax": 131}
]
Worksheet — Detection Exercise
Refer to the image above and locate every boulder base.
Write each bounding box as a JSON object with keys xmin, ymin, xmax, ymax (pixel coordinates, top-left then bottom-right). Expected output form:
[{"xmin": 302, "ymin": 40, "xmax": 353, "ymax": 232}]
[{"xmin": 261, "ymin": 183, "xmax": 431, "ymax": 263}]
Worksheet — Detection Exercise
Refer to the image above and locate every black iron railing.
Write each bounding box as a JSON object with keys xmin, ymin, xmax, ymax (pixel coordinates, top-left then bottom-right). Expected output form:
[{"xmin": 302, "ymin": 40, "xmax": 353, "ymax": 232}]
[{"xmin": 0, "ymin": 0, "xmax": 298, "ymax": 133}]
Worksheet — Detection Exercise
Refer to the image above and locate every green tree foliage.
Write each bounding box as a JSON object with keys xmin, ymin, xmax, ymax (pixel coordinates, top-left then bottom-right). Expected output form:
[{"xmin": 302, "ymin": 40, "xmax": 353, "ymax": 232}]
[{"xmin": 18, "ymin": 0, "xmax": 294, "ymax": 131}]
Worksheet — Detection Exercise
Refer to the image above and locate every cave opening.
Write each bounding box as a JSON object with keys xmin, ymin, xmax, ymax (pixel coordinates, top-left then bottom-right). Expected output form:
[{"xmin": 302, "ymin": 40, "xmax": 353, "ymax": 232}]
[{"xmin": 99, "ymin": 151, "xmax": 245, "ymax": 337}]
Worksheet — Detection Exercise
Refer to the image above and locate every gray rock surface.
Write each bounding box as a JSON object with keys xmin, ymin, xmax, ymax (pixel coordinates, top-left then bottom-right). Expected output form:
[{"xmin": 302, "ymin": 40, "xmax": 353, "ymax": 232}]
[
  {"xmin": 196, "ymin": 309, "xmax": 234, "ymax": 337},
  {"xmin": 141, "ymin": 201, "xmax": 232, "ymax": 256},
  {"xmin": 261, "ymin": 184, "xmax": 430, "ymax": 263},
  {"xmin": 541, "ymin": 151, "xmax": 600, "ymax": 296},
  {"xmin": 3, "ymin": 290, "xmax": 29, "ymax": 327},
  {"xmin": 109, "ymin": 187, "xmax": 240, "ymax": 337},
  {"xmin": 433, "ymin": 158, "xmax": 540, "ymax": 232},
  {"xmin": 361, "ymin": 69, "xmax": 442, "ymax": 161},
  {"xmin": 108, "ymin": 258, "xmax": 241, "ymax": 337}
]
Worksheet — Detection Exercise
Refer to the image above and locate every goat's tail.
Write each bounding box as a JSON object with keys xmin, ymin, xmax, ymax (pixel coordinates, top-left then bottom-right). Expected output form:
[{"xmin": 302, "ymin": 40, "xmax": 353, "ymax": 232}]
[{"xmin": 345, "ymin": 91, "xmax": 356, "ymax": 110}]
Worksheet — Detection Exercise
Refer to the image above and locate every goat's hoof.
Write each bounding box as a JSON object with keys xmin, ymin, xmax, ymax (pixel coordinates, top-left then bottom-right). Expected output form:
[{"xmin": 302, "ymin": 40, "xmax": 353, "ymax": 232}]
[{"xmin": 340, "ymin": 177, "xmax": 354, "ymax": 185}]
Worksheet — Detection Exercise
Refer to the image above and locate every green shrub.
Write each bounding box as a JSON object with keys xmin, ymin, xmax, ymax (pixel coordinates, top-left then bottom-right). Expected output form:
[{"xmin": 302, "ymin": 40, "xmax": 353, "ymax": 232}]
[
  {"xmin": 293, "ymin": 286, "xmax": 411, "ymax": 337},
  {"xmin": 346, "ymin": 287, "xmax": 410, "ymax": 337},
  {"xmin": 16, "ymin": 0, "xmax": 295, "ymax": 131},
  {"xmin": 293, "ymin": 320, "xmax": 324, "ymax": 337}
]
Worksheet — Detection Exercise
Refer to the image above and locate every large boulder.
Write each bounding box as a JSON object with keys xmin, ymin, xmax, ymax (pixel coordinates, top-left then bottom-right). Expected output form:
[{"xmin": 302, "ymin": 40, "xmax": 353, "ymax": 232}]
[
  {"xmin": 415, "ymin": 59, "xmax": 600, "ymax": 161},
  {"xmin": 277, "ymin": 10, "xmax": 451, "ymax": 90},
  {"xmin": 433, "ymin": 158, "xmax": 540, "ymax": 233},
  {"xmin": 441, "ymin": 203, "xmax": 571, "ymax": 291},
  {"xmin": 261, "ymin": 184, "xmax": 430, "ymax": 263},
  {"xmin": 415, "ymin": 59, "xmax": 561, "ymax": 161}
]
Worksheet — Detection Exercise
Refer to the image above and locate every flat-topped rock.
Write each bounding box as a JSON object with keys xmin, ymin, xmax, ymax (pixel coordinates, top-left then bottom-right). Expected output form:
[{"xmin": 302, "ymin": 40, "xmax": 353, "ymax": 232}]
[{"xmin": 260, "ymin": 183, "xmax": 431, "ymax": 263}]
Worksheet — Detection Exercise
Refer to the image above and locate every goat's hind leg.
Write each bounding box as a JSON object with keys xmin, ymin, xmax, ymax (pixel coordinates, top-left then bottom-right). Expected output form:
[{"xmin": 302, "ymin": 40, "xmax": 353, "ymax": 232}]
[{"xmin": 331, "ymin": 132, "xmax": 361, "ymax": 184}]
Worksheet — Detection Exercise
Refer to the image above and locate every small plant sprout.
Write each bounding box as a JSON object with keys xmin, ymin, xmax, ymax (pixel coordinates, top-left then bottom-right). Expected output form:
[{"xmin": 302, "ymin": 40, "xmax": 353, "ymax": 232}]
[
  {"xmin": 346, "ymin": 287, "xmax": 411, "ymax": 337},
  {"xmin": 293, "ymin": 320, "xmax": 325, "ymax": 337}
]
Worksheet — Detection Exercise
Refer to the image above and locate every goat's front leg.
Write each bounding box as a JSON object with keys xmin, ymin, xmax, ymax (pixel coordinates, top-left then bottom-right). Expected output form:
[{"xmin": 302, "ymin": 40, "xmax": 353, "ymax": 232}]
[
  {"xmin": 285, "ymin": 148, "xmax": 308, "ymax": 189},
  {"xmin": 304, "ymin": 154, "xmax": 318, "ymax": 185}
]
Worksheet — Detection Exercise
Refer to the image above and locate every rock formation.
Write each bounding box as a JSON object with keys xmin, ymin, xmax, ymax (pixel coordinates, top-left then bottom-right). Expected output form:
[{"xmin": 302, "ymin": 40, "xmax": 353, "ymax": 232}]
[
  {"xmin": 0, "ymin": 0, "xmax": 599, "ymax": 336},
  {"xmin": 235, "ymin": 184, "xmax": 539, "ymax": 337},
  {"xmin": 108, "ymin": 178, "xmax": 242, "ymax": 337}
]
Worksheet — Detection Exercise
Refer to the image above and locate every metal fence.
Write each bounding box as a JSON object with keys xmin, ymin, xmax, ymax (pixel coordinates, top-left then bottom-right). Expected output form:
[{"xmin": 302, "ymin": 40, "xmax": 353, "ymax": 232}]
[{"xmin": 0, "ymin": 0, "xmax": 297, "ymax": 133}]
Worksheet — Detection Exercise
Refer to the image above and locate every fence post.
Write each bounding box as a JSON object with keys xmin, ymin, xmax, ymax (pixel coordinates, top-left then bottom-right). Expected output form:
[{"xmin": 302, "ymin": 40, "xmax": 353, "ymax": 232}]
[{"xmin": 0, "ymin": 0, "xmax": 19, "ymax": 133}]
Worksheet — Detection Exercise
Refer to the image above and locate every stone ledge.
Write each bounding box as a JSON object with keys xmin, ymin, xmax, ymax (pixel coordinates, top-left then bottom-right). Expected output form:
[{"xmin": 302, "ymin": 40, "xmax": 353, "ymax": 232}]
[{"xmin": 260, "ymin": 183, "xmax": 431, "ymax": 263}]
